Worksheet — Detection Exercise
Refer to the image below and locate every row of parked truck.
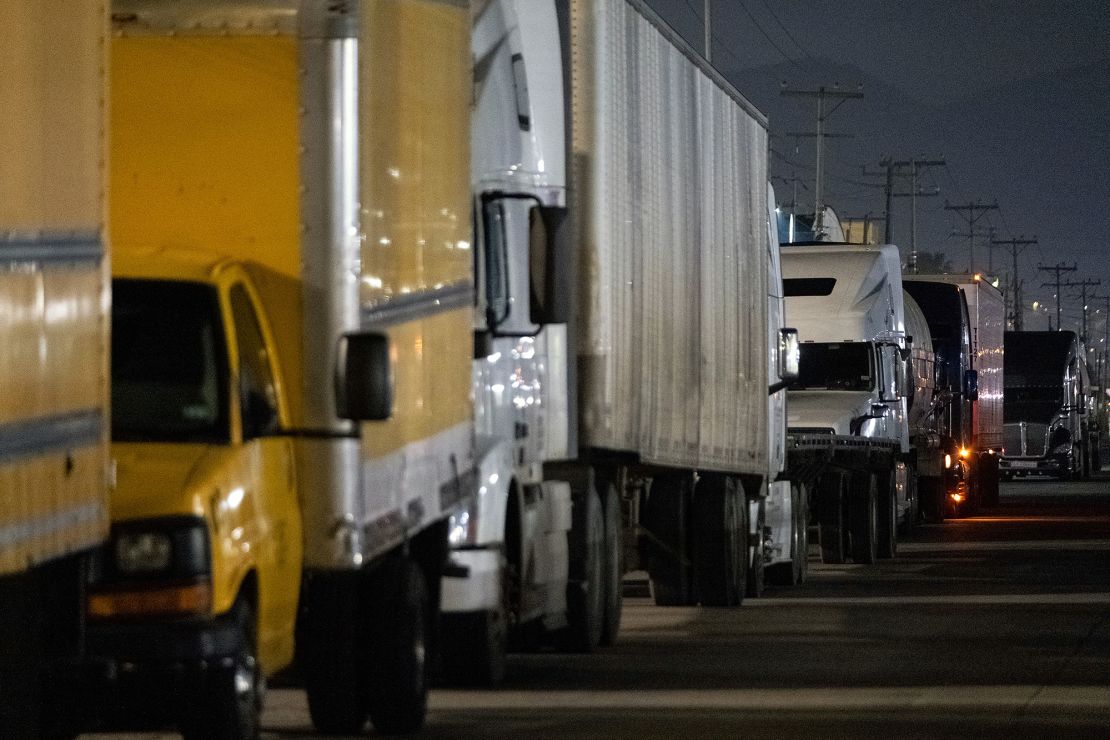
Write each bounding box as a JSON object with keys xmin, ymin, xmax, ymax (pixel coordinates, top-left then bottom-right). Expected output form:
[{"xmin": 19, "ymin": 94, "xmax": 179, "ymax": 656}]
[{"xmin": 0, "ymin": 0, "xmax": 1098, "ymax": 738}]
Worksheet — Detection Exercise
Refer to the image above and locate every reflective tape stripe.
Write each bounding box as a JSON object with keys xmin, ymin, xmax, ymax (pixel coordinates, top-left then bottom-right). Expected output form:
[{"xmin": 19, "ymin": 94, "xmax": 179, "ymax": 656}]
[
  {"xmin": 0, "ymin": 232, "xmax": 103, "ymax": 265},
  {"xmin": 0, "ymin": 500, "xmax": 105, "ymax": 550},
  {"xmin": 360, "ymin": 282, "xmax": 472, "ymax": 329},
  {"xmin": 0, "ymin": 410, "xmax": 103, "ymax": 465}
]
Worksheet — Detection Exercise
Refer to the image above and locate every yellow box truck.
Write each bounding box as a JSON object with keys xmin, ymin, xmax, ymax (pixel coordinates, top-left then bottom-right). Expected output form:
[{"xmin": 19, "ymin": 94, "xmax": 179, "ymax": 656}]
[
  {"xmin": 83, "ymin": 1, "xmax": 473, "ymax": 737},
  {"xmin": 0, "ymin": 2, "xmax": 111, "ymax": 736}
]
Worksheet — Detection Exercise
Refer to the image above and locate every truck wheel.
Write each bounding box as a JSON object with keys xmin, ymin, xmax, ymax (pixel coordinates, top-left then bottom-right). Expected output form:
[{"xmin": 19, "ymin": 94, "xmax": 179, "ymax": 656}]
[
  {"xmin": 899, "ymin": 467, "xmax": 918, "ymax": 536},
  {"xmin": 645, "ymin": 474, "xmax": 695, "ymax": 606},
  {"xmin": 304, "ymin": 574, "xmax": 367, "ymax": 735},
  {"xmin": 367, "ymin": 556, "xmax": 430, "ymax": 735},
  {"xmin": 876, "ymin": 468, "xmax": 897, "ymax": 559},
  {"xmin": 439, "ymin": 554, "xmax": 507, "ymax": 687},
  {"xmin": 979, "ymin": 455, "xmax": 1000, "ymax": 507},
  {"xmin": 767, "ymin": 482, "xmax": 808, "ymax": 586},
  {"xmin": 1083, "ymin": 443, "xmax": 1092, "ymax": 479},
  {"xmin": 745, "ymin": 495, "xmax": 766, "ymax": 599},
  {"xmin": 561, "ymin": 480, "xmax": 605, "ymax": 652},
  {"xmin": 692, "ymin": 475, "xmax": 746, "ymax": 607},
  {"xmin": 599, "ymin": 478, "xmax": 623, "ymax": 646},
  {"xmin": 919, "ymin": 476, "xmax": 946, "ymax": 523},
  {"xmin": 182, "ymin": 599, "xmax": 262, "ymax": 740},
  {"xmin": 848, "ymin": 471, "xmax": 878, "ymax": 564},
  {"xmin": 817, "ymin": 473, "xmax": 848, "ymax": 564}
]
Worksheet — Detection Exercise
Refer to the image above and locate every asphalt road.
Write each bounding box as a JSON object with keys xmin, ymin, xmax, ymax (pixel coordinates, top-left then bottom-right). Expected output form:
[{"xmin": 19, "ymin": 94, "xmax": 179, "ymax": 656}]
[{"xmin": 84, "ymin": 475, "xmax": 1110, "ymax": 739}]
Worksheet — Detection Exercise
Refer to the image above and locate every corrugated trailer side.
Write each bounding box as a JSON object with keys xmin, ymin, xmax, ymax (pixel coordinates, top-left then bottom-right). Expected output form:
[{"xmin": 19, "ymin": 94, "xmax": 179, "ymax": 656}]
[
  {"xmin": 0, "ymin": 1, "xmax": 109, "ymax": 734},
  {"xmin": 965, "ymin": 279, "xmax": 1005, "ymax": 450},
  {"xmin": 570, "ymin": 0, "xmax": 769, "ymax": 475}
]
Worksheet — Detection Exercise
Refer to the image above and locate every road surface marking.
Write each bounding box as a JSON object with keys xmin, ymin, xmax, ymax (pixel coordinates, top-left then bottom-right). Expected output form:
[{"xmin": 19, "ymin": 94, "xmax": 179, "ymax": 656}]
[
  {"xmin": 420, "ymin": 685, "xmax": 1110, "ymax": 713},
  {"xmin": 899, "ymin": 539, "xmax": 1110, "ymax": 553}
]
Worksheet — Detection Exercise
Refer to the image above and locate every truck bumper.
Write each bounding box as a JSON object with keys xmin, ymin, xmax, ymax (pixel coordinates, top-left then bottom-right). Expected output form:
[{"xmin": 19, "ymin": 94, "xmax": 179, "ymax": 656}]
[
  {"xmin": 78, "ymin": 615, "xmax": 242, "ymax": 730},
  {"xmin": 1000, "ymin": 456, "xmax": 1065, "ymax": 475},
  {"xmin": 441, "ymin": 547, "xmax": 501, "ymax": 614}
]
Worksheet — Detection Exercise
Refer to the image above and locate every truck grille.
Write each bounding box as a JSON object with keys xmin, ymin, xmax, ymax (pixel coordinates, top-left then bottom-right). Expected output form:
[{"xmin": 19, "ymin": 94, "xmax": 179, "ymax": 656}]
[{"xmin": 1003, "ymin": 422, "xmax": 1048, "ymax": 457}]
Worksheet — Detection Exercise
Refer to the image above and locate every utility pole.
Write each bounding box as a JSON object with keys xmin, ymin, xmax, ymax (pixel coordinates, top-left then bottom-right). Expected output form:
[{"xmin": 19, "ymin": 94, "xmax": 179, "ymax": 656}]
[
  {"xmin": 781, "ymin": 85, "xmax": 863, "ymax": 236},
  {"xmin": 703, "ymin": 0, "xmax": 712, "ymax": 64},
  {"xmin": 892, "ymin": 159, "xmax": 944, "ymax": 273},
  {"xmin": 1040, "ymin": 262, "xmax": 1078, "ymax": 331},
  {"xmin": 945, "ymin": 200, "xmax": 998, "ymax": 274},
  {"xmin": 992, "ymin": 235, "xmax": 1038, "ymax": 330},
  {"xmin": 863, "ymin": 157, "xmax": 944, "ymax": 261},
  {"xmin": 1062, "ymin": 278, "xmax": 1102, "ymax": 344},
  {"xmin": 1102, "ymin": 295, "xmax": 1110, "ymax": 391}
]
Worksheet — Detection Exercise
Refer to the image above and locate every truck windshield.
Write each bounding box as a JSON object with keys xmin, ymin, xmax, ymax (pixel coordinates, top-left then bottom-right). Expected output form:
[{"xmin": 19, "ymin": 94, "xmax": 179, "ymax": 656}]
[
  {"xmin": 112, "ymin": 279, "xmax": 230, "ymax": 443},
  {"xmin": 791, "ymin": 342, "xmax": 874, "ymax": 391},
  {"xmin": 1004, "ymin": 381, "xmax": 1064, "ymax": 424}
]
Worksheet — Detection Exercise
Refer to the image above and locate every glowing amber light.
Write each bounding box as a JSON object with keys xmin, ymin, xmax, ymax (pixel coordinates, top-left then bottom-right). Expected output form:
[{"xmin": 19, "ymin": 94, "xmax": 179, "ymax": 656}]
[{"xmin": 88, "ymin": 583, "xmax": 212, "ymax": 619}]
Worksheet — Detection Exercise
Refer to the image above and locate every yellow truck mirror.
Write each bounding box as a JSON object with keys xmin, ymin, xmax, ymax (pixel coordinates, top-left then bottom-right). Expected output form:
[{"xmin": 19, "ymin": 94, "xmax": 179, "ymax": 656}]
[{"xmin": 336, "ymin": 332, "xmax": 392, "ymax": 421}]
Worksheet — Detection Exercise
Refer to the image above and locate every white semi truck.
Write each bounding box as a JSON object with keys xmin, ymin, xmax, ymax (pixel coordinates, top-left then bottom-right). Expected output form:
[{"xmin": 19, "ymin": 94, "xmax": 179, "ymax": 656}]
[
  {"xmin": 437, "ymin": 0, "xmax": 807, "ymax": 684},
  {"xmin": 782, "ymin": 244, "xmax": 913, "ymax": 563}
]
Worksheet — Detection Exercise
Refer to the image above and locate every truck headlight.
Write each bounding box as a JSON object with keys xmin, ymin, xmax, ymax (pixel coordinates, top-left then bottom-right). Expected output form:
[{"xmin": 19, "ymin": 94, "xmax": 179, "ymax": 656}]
[
  {"xmin": 115, "ymin": 532, "xmax": 172, "ymax": 574},
  {"xmin": 89, "ymin": 517, "xmax": 212, "ymax": 619}
]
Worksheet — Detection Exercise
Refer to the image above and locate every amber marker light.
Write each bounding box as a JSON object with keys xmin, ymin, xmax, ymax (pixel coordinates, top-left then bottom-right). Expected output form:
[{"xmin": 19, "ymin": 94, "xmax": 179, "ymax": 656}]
[
  {"xmin": 950, "ymin": 492, "xmax": 965, "ymax": 503},
  {"xmin": 959, "ymin": 447, "xmax": 971, "ymax": 459},
  {"xmin": 88, "ymin": 582, "xmax": 212, "ymax": 620}
]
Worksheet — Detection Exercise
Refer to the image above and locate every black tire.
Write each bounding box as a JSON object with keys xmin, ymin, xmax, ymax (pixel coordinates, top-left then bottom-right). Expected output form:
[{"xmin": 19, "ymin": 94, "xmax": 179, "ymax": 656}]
[
  {"xmin": 767, "ymin": 482, "xmax": 808, "ymax": 586},
  {"xmin": 599, "ymin": 478, "xmax": 623, "ymax": 647},
  {"xmin": 438, "ymin": 556, "xmax": 507, "ymax": 687},
  {"xmin": 745, "ymin": 494, "xmax": 766, "ymax": 599},
  {"xmin": 979, "ymin": 455, "xmax": 1000, "ymax": 507},
  {"xmin": 876, "ymin": 467, "xmax": 898, "ymax": 560},
  {"xmin": 899, "ymin": 465, "xmax": 918, "ymax": 537},
  {"xmin": 182, "ymin": 599, "xmax": 262, "ymax": 740},
  {"xmin": 817, "ymin": 473, "xmax": 848, "ymax": 564},
  {"xmin": 1083, "ymin": 442, "xmax": 1092, "ymax": 479},
  {"xmin": 367, "ymin": 557, "xmax": 430, "ymax": 736},
  {"xmin": 645, "ymin": 474, "xmax": 695, "ymax": 606},
  {"xmin": 561, "ymin": 477, "xmax": 605, "ymax": 652},
  {"xmin": 849, "ymin": 471, "xmax": 878, "ymax": 565},
  {"xmin": 919, "ymin": 476, "xmax": 946, "ymax": 523},
  {"xmin": 303, "ymin": 574, "xmax": 367, "ymax": 735},
  {"xmin": 691, "ymin": 475, "xmax": 746, "ymax": 607}
]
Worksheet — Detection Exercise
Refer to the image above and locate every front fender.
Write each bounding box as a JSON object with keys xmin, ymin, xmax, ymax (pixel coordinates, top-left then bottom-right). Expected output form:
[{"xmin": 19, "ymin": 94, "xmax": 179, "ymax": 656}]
[{"xmin": 471, "ymin": 435, "xmax": 515, "ymax": 547}]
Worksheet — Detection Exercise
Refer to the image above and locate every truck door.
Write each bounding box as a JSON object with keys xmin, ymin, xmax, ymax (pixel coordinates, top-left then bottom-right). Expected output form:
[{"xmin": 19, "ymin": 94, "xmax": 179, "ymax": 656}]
[{"xmin": 227, "ymin": 282, "xmax": 302, "ymax": 666}]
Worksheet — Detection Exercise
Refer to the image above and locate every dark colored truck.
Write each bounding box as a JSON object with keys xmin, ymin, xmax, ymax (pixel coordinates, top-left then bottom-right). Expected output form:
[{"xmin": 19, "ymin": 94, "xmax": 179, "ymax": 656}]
[
  {"xmin": 1002, "ymin": 331, "xmax": 1095, "ymax": 479},
  {"xmin": 903, "ymin": 276, "xmax": 1004, "ymax": 516}
]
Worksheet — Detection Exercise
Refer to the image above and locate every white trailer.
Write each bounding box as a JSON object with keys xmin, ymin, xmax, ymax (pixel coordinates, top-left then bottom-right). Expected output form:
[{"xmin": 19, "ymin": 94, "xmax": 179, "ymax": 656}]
[
  {"xmin": 782, "ymin": 244, "xmax": 913, "ymax": 563},
  {"xmin": 439, "ymin": 0, "xmax": 805, "ymax": 684}
]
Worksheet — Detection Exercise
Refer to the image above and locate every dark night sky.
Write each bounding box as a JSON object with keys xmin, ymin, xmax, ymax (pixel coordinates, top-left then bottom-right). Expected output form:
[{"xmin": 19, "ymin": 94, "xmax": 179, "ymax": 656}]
[{"xmin": 644, "ymin": 0, "xmax": 1110, "ymax": 337}]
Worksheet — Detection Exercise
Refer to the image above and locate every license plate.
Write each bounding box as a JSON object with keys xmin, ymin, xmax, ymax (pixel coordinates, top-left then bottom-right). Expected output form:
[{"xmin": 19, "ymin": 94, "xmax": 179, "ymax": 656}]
[{"xmin": 1010, "ymin": 460, "xmax": 1036, "ymax": 469}]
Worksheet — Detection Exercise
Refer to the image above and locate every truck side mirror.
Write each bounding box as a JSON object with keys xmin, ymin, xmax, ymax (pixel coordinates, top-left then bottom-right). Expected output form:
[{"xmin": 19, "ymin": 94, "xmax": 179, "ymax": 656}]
[
  {"xmin": 878, "ymin": 344, "xmax": 901, "ymax": 402},
  {"xmin": 779, "ymin": 328, "xmax": 800, "ymax": 381},
  {"xmin": 241, "ymin": 388, "xmax": 278, "ymax": 440},
  {"xmin": 529, "ymin": 204, "xmax": 569, "ymax": 325},
  {"xmin": 335, "ymin": 332, "xmax": 392, "ymax": 421},
  {"xmin": 896, "ymin": 354, "xmax": 910, "ymax": 399},
  {"xmin": 964, "ymin": 369, "xmax": 979, "ymax": 402}
]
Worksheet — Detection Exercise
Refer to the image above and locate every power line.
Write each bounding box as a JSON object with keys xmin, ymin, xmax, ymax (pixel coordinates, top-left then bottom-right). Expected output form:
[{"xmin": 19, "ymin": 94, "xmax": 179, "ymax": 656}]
[
  {"xmin": 752, "ymin": 0, "xmax": 814, "ymax": 63},
  {"xmin": 1040, "ymin": 262, "xmax": 1079, "ymax": 331},
  {"xmin": 735, "ymin": 0, "xmax": 808, "ymax": 73},
  {"xmin": 944, "ymin": 200, "xmax": 998, "ymax": 274}
]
